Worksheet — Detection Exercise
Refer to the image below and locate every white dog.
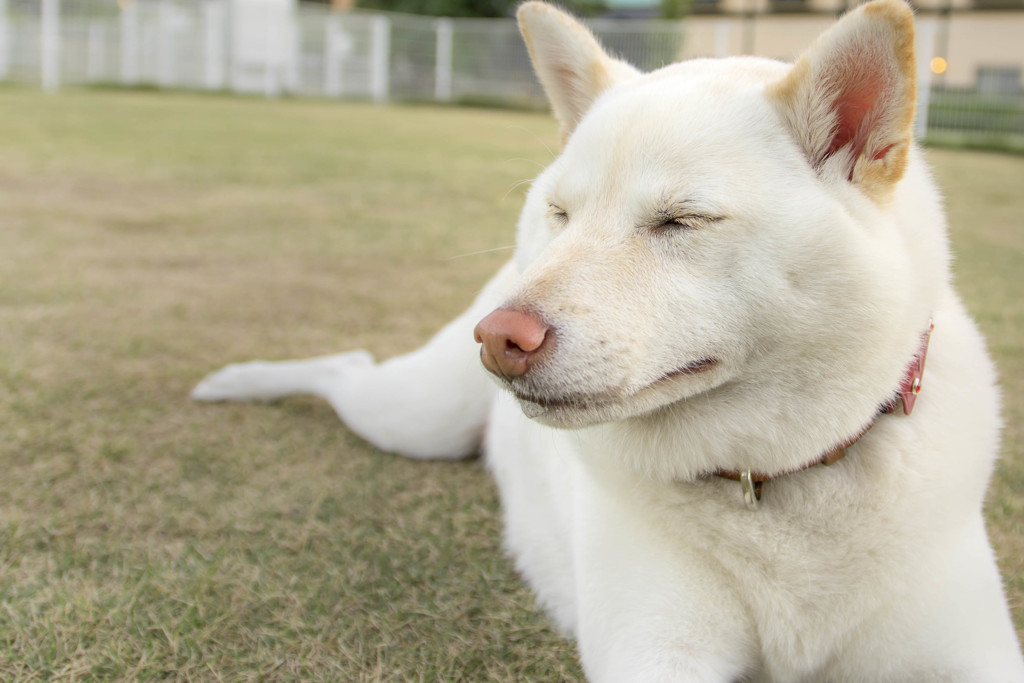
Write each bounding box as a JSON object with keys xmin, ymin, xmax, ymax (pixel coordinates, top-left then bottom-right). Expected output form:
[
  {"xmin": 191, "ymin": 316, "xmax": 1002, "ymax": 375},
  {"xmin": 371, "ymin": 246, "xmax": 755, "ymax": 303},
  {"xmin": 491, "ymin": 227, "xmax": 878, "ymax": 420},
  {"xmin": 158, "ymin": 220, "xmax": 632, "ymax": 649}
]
[{"xmin": 194, "ymin": 1, "xmax": 1024, "ymax": 679}]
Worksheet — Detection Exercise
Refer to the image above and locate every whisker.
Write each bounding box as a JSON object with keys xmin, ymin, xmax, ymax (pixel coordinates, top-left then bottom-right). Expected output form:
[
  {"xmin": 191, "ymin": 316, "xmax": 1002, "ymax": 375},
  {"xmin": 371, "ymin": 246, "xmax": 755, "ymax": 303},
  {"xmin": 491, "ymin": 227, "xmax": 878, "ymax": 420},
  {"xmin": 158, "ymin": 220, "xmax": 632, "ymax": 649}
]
[
  {"xmin": 504, "ymin": 125, "xmax": 558, "ymax": 160},
  {"xmin": 442, "ymin": 245, "xmax": 517, "ymax": 261},
  {"xmin": 503, "ymin": 177, "xmax": 536, "ymax": 201},
  {"xmin": 505, "ymin": 157, "xmax": 548, "ymax": 171}
]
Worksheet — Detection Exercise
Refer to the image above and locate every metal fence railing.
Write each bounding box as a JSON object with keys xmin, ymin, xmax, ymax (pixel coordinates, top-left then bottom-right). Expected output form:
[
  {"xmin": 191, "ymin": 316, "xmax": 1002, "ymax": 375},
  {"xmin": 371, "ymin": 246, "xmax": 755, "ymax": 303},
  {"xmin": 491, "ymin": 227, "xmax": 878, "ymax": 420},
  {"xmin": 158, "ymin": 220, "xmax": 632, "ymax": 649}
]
[
  {"xmin": 926, "ymin": 86, "xmax": 1024, "ymax": 147},
  {"xmin": 1, "ymin": 0, "xmax": 1022, "ymax": 150}
]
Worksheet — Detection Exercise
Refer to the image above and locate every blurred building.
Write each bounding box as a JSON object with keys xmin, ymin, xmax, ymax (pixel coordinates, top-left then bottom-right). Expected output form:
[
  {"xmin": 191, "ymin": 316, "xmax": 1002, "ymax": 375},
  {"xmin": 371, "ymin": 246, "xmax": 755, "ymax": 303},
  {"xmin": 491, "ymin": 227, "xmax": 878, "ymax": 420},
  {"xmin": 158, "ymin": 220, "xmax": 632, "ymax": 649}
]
[{"xmin": 601, "ymin": 0, "xmax": 1023, "ymax": 90}]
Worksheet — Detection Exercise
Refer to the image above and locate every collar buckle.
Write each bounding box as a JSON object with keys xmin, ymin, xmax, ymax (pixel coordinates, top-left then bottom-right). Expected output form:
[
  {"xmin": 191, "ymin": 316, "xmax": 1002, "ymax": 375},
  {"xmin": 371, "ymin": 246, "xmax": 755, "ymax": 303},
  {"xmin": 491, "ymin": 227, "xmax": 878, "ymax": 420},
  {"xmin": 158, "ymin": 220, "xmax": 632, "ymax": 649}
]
[{"xmin": 740, "ymin": 470, "xmax": 762, "ymax": 510}]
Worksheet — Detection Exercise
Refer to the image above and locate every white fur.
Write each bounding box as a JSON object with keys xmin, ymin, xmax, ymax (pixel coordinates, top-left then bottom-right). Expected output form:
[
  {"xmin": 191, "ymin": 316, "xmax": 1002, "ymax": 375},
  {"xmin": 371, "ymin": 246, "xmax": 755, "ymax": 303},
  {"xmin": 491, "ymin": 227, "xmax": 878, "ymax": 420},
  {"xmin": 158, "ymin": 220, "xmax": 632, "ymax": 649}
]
[{"xmin": 193, "ymin": 1, "xmax": 1024, "ymax": 679}]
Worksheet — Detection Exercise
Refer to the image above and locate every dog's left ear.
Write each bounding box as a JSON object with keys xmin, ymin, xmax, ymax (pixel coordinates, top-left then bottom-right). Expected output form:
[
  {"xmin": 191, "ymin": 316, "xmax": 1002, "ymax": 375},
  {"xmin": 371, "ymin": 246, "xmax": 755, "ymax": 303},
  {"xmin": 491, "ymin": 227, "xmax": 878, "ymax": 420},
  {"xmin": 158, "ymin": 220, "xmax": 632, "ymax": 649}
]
[
  {"xmin": 518, "ymin": 2, "xmax": 640, "ymax": 142},
  {"xmin": 768, "ymin": 0, "xmax": 916, "ymax": 198}
]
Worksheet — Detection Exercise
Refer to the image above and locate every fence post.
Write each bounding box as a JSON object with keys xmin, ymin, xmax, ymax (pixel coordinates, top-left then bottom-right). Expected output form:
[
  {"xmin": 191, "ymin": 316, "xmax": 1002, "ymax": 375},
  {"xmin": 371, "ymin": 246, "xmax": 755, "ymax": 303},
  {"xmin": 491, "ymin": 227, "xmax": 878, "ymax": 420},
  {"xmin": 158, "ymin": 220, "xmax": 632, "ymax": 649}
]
[
  {"xmin": 87, "ymin": 22, "xmax": 105, "ymax": 82},
  {"xmin": 741, "ymin": 11, "xmax": 754, "ymax": 56},
  {"xmin": 714, "ymin": 19, "xmax": 730, "ymax": 58},
  {"xmin": 284, "ymin": 11, "xmax": 298, "ymax": 93},
  {"xmin": 914, "ymin": 17, "xmax": 938, "ymax": 140},
  {"xmin": 120, "ymin": 0, "xmax": 140, "ymax": 85},
  {"xmin": 0, "ymin": 0, "xmax": 9, "ymax": 81},
  {"xmin": 369, "ymin": 15, "xmax": 390, "ymax": 104},
  {"xmin": 435, "ymin": 18, "xmax": 453, "ymax": 102},
  {"xmin": 324, "ymin": 16, "xmax": 341, "ymax": 97},
  {"xmin": 41, "ymin": 0, "xmax": 59, "ymax": 92},
  {"xmin": 263, "ymin": 3, "xmax": 279, "ymax": 98},
  {"xmin": 202, "ymin": 0, "xmax": 225, "ymax": 90},
  {"xmin": 157, "ymin": 0, "xmax": 174, "ymax": 88}
]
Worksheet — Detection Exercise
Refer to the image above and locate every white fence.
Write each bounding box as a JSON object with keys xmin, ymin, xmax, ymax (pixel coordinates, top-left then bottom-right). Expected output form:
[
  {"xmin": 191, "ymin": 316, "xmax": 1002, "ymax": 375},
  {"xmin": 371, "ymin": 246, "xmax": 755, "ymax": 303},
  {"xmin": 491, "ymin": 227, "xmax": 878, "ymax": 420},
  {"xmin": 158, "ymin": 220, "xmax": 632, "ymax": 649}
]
[
  {"xmin": 1, "ymin": 0, "xmax": 1022, "ymax": 147},
  {"xmin": 0, "ymin": 0, "xmax": 684, "ymax": 103}
]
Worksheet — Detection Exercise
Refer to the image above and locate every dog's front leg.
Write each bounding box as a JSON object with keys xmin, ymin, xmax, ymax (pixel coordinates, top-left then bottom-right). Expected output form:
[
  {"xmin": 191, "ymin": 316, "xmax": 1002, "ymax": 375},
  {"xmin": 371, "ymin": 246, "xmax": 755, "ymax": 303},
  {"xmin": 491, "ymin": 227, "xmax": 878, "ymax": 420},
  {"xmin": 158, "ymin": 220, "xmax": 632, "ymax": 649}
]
[
  {"xmin": 193, "ymin": 260, "xmax": 518, "ymax": 460},
  {"xmin": 575, "ymin": 563, "xmax": 755, "ymax": 683},
  {"xmin": 572, "ymin": 479, "xmax": 756, "ymax": 682}
]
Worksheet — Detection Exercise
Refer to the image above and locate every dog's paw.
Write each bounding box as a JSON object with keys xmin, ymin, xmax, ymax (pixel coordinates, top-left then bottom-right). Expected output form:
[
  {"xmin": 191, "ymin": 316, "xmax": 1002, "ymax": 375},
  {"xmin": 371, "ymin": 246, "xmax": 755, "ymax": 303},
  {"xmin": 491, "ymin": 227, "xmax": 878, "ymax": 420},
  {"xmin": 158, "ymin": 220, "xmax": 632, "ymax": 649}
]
[
  {"xmin": 191, "ymin": 361, "xmax": 279, "ymax": 402},
  {"xmin": 191, "ymin": 350, "xmax": 377, "ymax": 403}
]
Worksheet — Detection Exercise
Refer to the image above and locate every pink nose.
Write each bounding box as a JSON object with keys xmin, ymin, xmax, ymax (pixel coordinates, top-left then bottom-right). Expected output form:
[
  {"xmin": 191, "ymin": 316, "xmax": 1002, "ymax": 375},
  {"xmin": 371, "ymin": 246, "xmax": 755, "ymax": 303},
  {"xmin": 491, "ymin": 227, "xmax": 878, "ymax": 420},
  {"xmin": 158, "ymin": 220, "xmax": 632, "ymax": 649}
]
[{"xmin": 474, "ymin": 308, "xmax": 550, "ymax": 378}]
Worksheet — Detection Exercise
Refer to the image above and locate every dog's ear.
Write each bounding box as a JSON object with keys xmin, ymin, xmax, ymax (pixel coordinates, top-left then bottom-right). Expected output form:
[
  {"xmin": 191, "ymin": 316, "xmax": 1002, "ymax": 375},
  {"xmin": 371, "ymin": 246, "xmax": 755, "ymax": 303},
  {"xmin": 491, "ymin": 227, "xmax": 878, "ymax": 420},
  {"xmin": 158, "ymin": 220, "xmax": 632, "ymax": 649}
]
[
  {"xmin": 768, "ymin": 0, "xmax": 916, "ymax": 199},
  {"xmin": 517, "ymin": 2, "xmax": 639, "ymax": 141}
]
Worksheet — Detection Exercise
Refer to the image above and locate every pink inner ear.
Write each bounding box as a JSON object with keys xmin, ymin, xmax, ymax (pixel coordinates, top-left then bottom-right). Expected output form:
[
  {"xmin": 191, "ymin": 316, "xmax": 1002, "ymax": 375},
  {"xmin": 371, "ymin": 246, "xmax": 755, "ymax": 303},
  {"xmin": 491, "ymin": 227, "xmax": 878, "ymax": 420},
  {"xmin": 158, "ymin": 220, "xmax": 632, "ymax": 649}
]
[{"xmin": 826, "ymin": 80, "xmax": 879, "ymax": 161}]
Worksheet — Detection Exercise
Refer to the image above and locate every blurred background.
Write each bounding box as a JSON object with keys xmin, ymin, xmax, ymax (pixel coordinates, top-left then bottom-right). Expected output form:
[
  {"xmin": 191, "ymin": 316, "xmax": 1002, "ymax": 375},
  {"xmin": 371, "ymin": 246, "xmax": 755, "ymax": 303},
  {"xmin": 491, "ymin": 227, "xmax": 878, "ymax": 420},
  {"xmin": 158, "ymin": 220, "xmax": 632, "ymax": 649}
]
[{"xmin": 2, "ymin": 0, "xmax": 1023, "ymax": 150}]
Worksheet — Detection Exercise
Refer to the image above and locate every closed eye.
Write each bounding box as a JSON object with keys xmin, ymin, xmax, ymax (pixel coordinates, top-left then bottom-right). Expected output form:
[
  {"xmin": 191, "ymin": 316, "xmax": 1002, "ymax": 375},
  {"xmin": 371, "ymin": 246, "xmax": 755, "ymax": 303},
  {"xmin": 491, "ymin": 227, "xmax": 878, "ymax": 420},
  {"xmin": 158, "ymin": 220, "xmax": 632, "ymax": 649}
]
[
  {"xmin": 548, "ymin": 203, "xmax": 569, "ymax": 225},
  {"xmin": 651, "ymin": 213, "xmax": 723, "ymax": 232}
]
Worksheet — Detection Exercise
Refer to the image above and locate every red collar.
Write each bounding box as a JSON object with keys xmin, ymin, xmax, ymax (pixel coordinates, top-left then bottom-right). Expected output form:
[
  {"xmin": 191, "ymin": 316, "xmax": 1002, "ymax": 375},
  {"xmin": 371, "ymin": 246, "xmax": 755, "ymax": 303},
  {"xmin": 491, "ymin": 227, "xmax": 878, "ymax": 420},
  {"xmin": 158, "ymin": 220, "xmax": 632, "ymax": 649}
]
[
  {"xmin": 881, "ymin": 318, "xmax": 934, "ymax": 417},
  {"xmin": 715, "ymin": 320, "xmax": 933, "ymax": 508}
]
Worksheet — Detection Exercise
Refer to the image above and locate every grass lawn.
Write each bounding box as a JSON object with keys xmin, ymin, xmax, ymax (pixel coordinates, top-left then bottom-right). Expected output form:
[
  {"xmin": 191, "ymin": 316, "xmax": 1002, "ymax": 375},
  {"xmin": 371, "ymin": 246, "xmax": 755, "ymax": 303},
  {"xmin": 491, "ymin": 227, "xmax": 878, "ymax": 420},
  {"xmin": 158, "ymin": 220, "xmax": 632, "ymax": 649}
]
[{"xmin": 0, "ymin": 88, "xmax": 1021, "ymax": 680}]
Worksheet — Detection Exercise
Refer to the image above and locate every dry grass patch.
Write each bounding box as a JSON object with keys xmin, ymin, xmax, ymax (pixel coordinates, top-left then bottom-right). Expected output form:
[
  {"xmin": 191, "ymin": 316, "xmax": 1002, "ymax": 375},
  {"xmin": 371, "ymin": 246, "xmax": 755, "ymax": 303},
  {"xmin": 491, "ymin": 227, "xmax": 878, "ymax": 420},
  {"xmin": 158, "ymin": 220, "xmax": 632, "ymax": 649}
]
[
  {"xmin": 0, "ymin": 89, "xmax": 1021, "ymax": 680},
  {"xmin": 932, "ymin": 147, "xmax": 1024, "ymax": 622}
]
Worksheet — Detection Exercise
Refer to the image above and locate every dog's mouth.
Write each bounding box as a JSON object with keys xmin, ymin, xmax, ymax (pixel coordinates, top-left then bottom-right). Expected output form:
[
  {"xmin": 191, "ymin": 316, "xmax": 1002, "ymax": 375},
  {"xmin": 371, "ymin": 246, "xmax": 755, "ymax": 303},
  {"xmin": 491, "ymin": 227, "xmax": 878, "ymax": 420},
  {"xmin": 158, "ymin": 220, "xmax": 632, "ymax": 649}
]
[{"xmin": 509, "ymin": 357, "xmax": 719, "ymax": 415}]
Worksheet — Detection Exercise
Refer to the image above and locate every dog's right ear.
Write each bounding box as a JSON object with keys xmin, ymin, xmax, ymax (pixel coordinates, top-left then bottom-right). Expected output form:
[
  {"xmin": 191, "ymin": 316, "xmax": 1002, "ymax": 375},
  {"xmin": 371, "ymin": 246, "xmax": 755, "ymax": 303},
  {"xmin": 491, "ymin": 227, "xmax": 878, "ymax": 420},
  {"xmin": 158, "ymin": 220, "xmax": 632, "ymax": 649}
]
[
  {"xmin": 517, "ymin": 2, "xmax": 639, "ymax": 141},
  {"xmin": 768, "ymin": 0, "xmax": 917, "ymax": 200}
]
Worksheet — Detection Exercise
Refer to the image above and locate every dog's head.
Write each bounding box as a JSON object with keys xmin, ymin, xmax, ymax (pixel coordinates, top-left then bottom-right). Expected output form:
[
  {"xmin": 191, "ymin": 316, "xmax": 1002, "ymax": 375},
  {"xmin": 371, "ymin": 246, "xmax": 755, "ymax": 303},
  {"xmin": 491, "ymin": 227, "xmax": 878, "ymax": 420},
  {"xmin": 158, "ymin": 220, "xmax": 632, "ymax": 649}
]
[{"xmin": 475, "ymin": 0, "xmax": 946, "ymax": 479}]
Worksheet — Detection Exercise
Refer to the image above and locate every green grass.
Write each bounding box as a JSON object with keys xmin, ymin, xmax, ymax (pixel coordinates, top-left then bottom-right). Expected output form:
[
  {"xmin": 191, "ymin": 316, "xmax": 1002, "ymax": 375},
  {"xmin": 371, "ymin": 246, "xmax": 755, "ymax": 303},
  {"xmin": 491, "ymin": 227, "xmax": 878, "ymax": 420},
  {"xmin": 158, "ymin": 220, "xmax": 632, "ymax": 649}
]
[{"xmin": 0, "ymin": 88, "xmax": 1021, "ymax": 680}]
